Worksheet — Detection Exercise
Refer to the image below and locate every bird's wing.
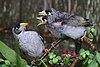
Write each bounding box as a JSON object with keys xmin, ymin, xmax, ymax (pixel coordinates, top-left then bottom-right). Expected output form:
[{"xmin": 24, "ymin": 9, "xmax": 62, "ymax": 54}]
[
  {"xmin": 62, "ymin": 25, "xmax": 86, "ymax": 39},
  {"xmin": 60, "ymin": 15, "xmax": 93, "ymax": 27},
  {"xmin": 38, "ymin": 34, "xmax": 45, "ymax": 43},
  {"xmin": 51, "ymin": 11, "xmax": 93, "ymax": 27}
]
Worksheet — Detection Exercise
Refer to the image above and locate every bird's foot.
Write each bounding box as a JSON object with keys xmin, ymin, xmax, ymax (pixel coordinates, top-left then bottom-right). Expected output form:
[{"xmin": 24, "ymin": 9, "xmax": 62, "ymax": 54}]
[
  {"xmin": 51, "ymin": 40, "xmax": 58, "ymax": 48},
  {"xmin": 81, "ymin": 31, "xmax": 87, "ymax": 41},
  {"xmin": 44, "ymin": 49, "xmax": 49, "ymax": 53},
  {"xmin": 31, "ymin": 60, "xmax": 36, "ymax": 66},
  {"xmin": 51, "ymin": 43, "xmax": 55, "ymax": 48}
]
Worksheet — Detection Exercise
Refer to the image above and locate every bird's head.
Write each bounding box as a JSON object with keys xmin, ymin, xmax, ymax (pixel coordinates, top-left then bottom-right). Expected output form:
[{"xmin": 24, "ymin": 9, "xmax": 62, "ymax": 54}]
[
  {"xmin": 37, "ymin": 8, "xmax": 57, "ymax": 26},
  {"xmin": 13, "ymin": 22, "xmax": 28, "ymax": 35},
  {"xmin": 38, "ymin": 8, "xmax": 52, "ymax": 16}
]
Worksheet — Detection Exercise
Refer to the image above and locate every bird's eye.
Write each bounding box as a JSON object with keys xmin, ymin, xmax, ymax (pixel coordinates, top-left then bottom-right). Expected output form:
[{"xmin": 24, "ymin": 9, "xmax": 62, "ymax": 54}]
[{"xmin": 45, "ymin": 9, "xmax": 52, "ymax": 14}]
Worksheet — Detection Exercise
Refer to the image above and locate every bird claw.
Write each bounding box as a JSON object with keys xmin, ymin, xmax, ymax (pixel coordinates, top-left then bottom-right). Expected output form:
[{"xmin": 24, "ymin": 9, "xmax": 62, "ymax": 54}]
[
  {"xmin": 31, "ymin": 60, "xmax": 36, "ymax": 66},
  {"xmin": 51, "ymin": 43, "xmax": 55, "ymax": 48},
  {"xmin": 81, "ymin": 31, "xmax": 87, "ymax": 41},
  {"xmin": 44, "ymin": 49, "xmax": 49, "ymax": 53}
]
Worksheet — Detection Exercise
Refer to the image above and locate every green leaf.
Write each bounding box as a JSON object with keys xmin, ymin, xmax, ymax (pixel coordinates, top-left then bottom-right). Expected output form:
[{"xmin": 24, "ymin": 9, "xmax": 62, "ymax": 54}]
[
  {"xmin": 49, "ymin": 60, "xmax": 53, "ymax": 64},
  {"xmin": 83, "ymin": 58, "xmax": 89, "ymax": 65},
  {"xmin": 78, "ymin": 56, "xmax": 83, "ymax": 60},
  {"xmin": 88, "ymin": 59, "xmax": 99, "ymax": 67},
  {"xmin": 0, "ymin": 41, "xmax": 27, "ymax": 67},
  {"xmin": 63, "ymin": 56, "xmax": 71, "ymax": 64},
  {"xmin": 87, "ymin": 27, "xmax": 91, "ymax": 34},
  {"xmin": 56, "ymin": 56, "xmax": 62, "ymax": 61},
  {"xmin": 79, "ymin": 48, "xmax": 85, "ymax": 53},
  {"xmin": 88, "ymin": 54, "xmax": 94, "ymax": 59},
  {"xmin": 52, "ymin": 58, "xmax": 58, "ymax": 64},
  {"xmin": 4, "ymin": 60, "xmax": 10, "ymax": 65},
  {"xmin": 88, "ymin": 33, "xmax": 94, "ymax": 39},
  {"xmin": 79, "ymin": 51, "xmax": 86, "ymax": 56},
  {"xmin": 85, "ymin": 50, "xmax": 90, "ymax": 55},
  {"xmin": 2, "ymin": 65, "xmax": 7, "ymax": 67},
  {"xmin": 48, "ymin": 52, "xmax": 56, "ymax": 59},
  {"xmin": 88, "ymin": 59, "xmax": 93, "ymax": 64},
  {"xmin": 0, "ymin": 58, "xmax": 4, "ymax": 62},
  {"xmin": 82, "ymin": 54, "xmax": 86, "ymax": 59},
  {"xmin": 90, "ymin": 27, "xmax": 96, "ymax": 33},
  {"xmin": 96, "ymin": 52, "xmax": 100, "ymax": 64}
]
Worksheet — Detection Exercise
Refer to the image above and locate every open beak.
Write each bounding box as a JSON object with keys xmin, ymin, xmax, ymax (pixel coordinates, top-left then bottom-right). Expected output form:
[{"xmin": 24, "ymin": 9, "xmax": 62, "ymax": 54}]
[
  {"xmin": 37, "ymin": 10, "xmax": 50, "ymax": 26},
  {"xmin": 38, "ymin": 11, "xmax": 47, "ymax": 16},
  {"xmin": 37, "ymin": 22, "xmax": 45, "ymax": 26},
  {"xmin": 38, "ymin": 10, "xmax": 52, "ymax": 16},
  {"xmin": 36, "ymin": 16, "xmax": 46, "ymax": 26}
]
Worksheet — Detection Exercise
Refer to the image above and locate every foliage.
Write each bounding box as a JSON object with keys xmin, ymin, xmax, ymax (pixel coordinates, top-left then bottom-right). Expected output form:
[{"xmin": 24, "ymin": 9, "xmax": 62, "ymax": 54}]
[
  {"xmin": 48, "ymin": 52, "xmax": 62, "ymax": 64},
  {"xmin": 86, "ymin": 26, "xmax": 96, "ymax": 41},
  {"xmin": 36, "ymin": 50, "xmax": 77, "ymax": 67},
  {"xmin": 79, "ymin": 49, "xmax": 100, "ymax": 67},
  {"xmin": 0, "ymin": 58, "xmax": 11, "ymax": 67},
  {"xmin": 36, "ymin": 49, "xmax": 100, "ymax": 67},
  {"xmin": 0, "ymin": 41, "xmax": 28, "ymax": 67}
]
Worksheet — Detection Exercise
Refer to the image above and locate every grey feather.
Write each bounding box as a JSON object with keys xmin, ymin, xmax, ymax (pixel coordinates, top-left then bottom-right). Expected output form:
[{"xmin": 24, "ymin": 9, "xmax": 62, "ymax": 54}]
[{"xmin": 12, "ymin": 28, "xmax": 45, "ymax": 58}]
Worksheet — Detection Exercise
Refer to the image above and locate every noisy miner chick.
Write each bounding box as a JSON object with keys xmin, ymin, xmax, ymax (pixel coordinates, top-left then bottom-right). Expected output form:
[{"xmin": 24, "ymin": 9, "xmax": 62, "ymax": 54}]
[
  {"xmin": 12, "ymin": 22, "xmax": 45, "ymax": 58},
  {"xmin": 37, "ymin": 8, "xmax": 94, "ymax": 40}
]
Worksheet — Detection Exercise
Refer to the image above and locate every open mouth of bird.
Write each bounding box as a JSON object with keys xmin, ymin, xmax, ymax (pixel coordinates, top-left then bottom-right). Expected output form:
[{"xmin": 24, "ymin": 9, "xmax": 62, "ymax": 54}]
[{"xmin": 36, "ymin": 16, "xmax": 45, "ymax": 26}]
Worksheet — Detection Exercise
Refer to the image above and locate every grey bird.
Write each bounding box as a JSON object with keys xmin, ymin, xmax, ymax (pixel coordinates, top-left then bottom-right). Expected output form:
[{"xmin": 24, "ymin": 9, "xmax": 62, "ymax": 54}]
[
  {"xmin": 37, "ymin": 8, "xmax": 93, "ymax": 40},
  {"xmin": 12, "ymin": 22, "xmax": 45, "ymax": 58}
]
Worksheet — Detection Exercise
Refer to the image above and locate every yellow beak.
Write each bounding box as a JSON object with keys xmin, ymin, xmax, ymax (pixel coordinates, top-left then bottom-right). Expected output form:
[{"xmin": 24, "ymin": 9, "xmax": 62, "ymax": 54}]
[
  {"xmin": 37, "ymin": 10, "xmax": 51, "ymax": 26},
  {"xmin": 36, "ymin": 16, "xmax": 45, "ymax": 26},
  {"xmin": 38, "ymin": 11, "xmax": 47, "ymax": 16},
  {"xmin": 20, "ymin": 23, "xmax": 29, "ymax": 27},
  {"xmin": 37, "ymin": 22, "xmax": 45, "ymax": 26}
]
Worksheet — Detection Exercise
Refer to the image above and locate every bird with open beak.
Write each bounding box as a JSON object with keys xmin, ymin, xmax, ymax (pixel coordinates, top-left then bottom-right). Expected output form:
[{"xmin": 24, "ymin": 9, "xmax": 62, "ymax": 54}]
[{"xmin": 37, "ymin": 8, "xmax": 94, "ymax": 39}]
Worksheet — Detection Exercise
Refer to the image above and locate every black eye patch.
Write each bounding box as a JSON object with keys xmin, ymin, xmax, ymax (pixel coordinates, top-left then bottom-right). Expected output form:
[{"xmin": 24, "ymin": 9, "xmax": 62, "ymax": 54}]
[
  {"xmin": 14, "ymin": 23, "xmax": 20, "ymax": 29},
  {"xmin": 45, "ymin": 8, "xmax": 52, "ymax": 14}
]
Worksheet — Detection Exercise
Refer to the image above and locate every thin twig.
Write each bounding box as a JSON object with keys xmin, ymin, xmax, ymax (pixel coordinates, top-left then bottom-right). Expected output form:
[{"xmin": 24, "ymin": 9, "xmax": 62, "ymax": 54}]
[
  {"xmin": 40, "ymin": 39, "xmax": 63, "ymax": 60},
  {"xmin": 70, "ymin": 57, "xmax": 78, "ymax": 67}
]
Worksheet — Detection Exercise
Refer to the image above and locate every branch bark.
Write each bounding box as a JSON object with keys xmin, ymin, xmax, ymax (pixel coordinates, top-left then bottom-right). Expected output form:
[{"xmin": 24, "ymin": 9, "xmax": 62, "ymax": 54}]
[
  {"xmin": 83, "ymin": 37, "xmax": 97, "ymax": 51},
  {"xmin": 40, "ymin": 39, "xmax": 63, "ymax": 60},
  {"xmin": 70, "ymin": 57, "xmax": 78, "ymax": 67}
]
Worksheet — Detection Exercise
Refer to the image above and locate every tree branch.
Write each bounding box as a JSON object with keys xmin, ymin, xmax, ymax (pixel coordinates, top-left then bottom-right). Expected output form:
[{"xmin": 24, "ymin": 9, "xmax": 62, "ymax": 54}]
[
  {"xmin": 40, "ymin": 39, "xmax": 64, "ymax": 60},
  {"xmin": 83, "ymin": 37, "xmax": 97, "ymax": 51},
  {"xmin": 70, "ymin": 57, "xmax": 78, "ymax": 67}
]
